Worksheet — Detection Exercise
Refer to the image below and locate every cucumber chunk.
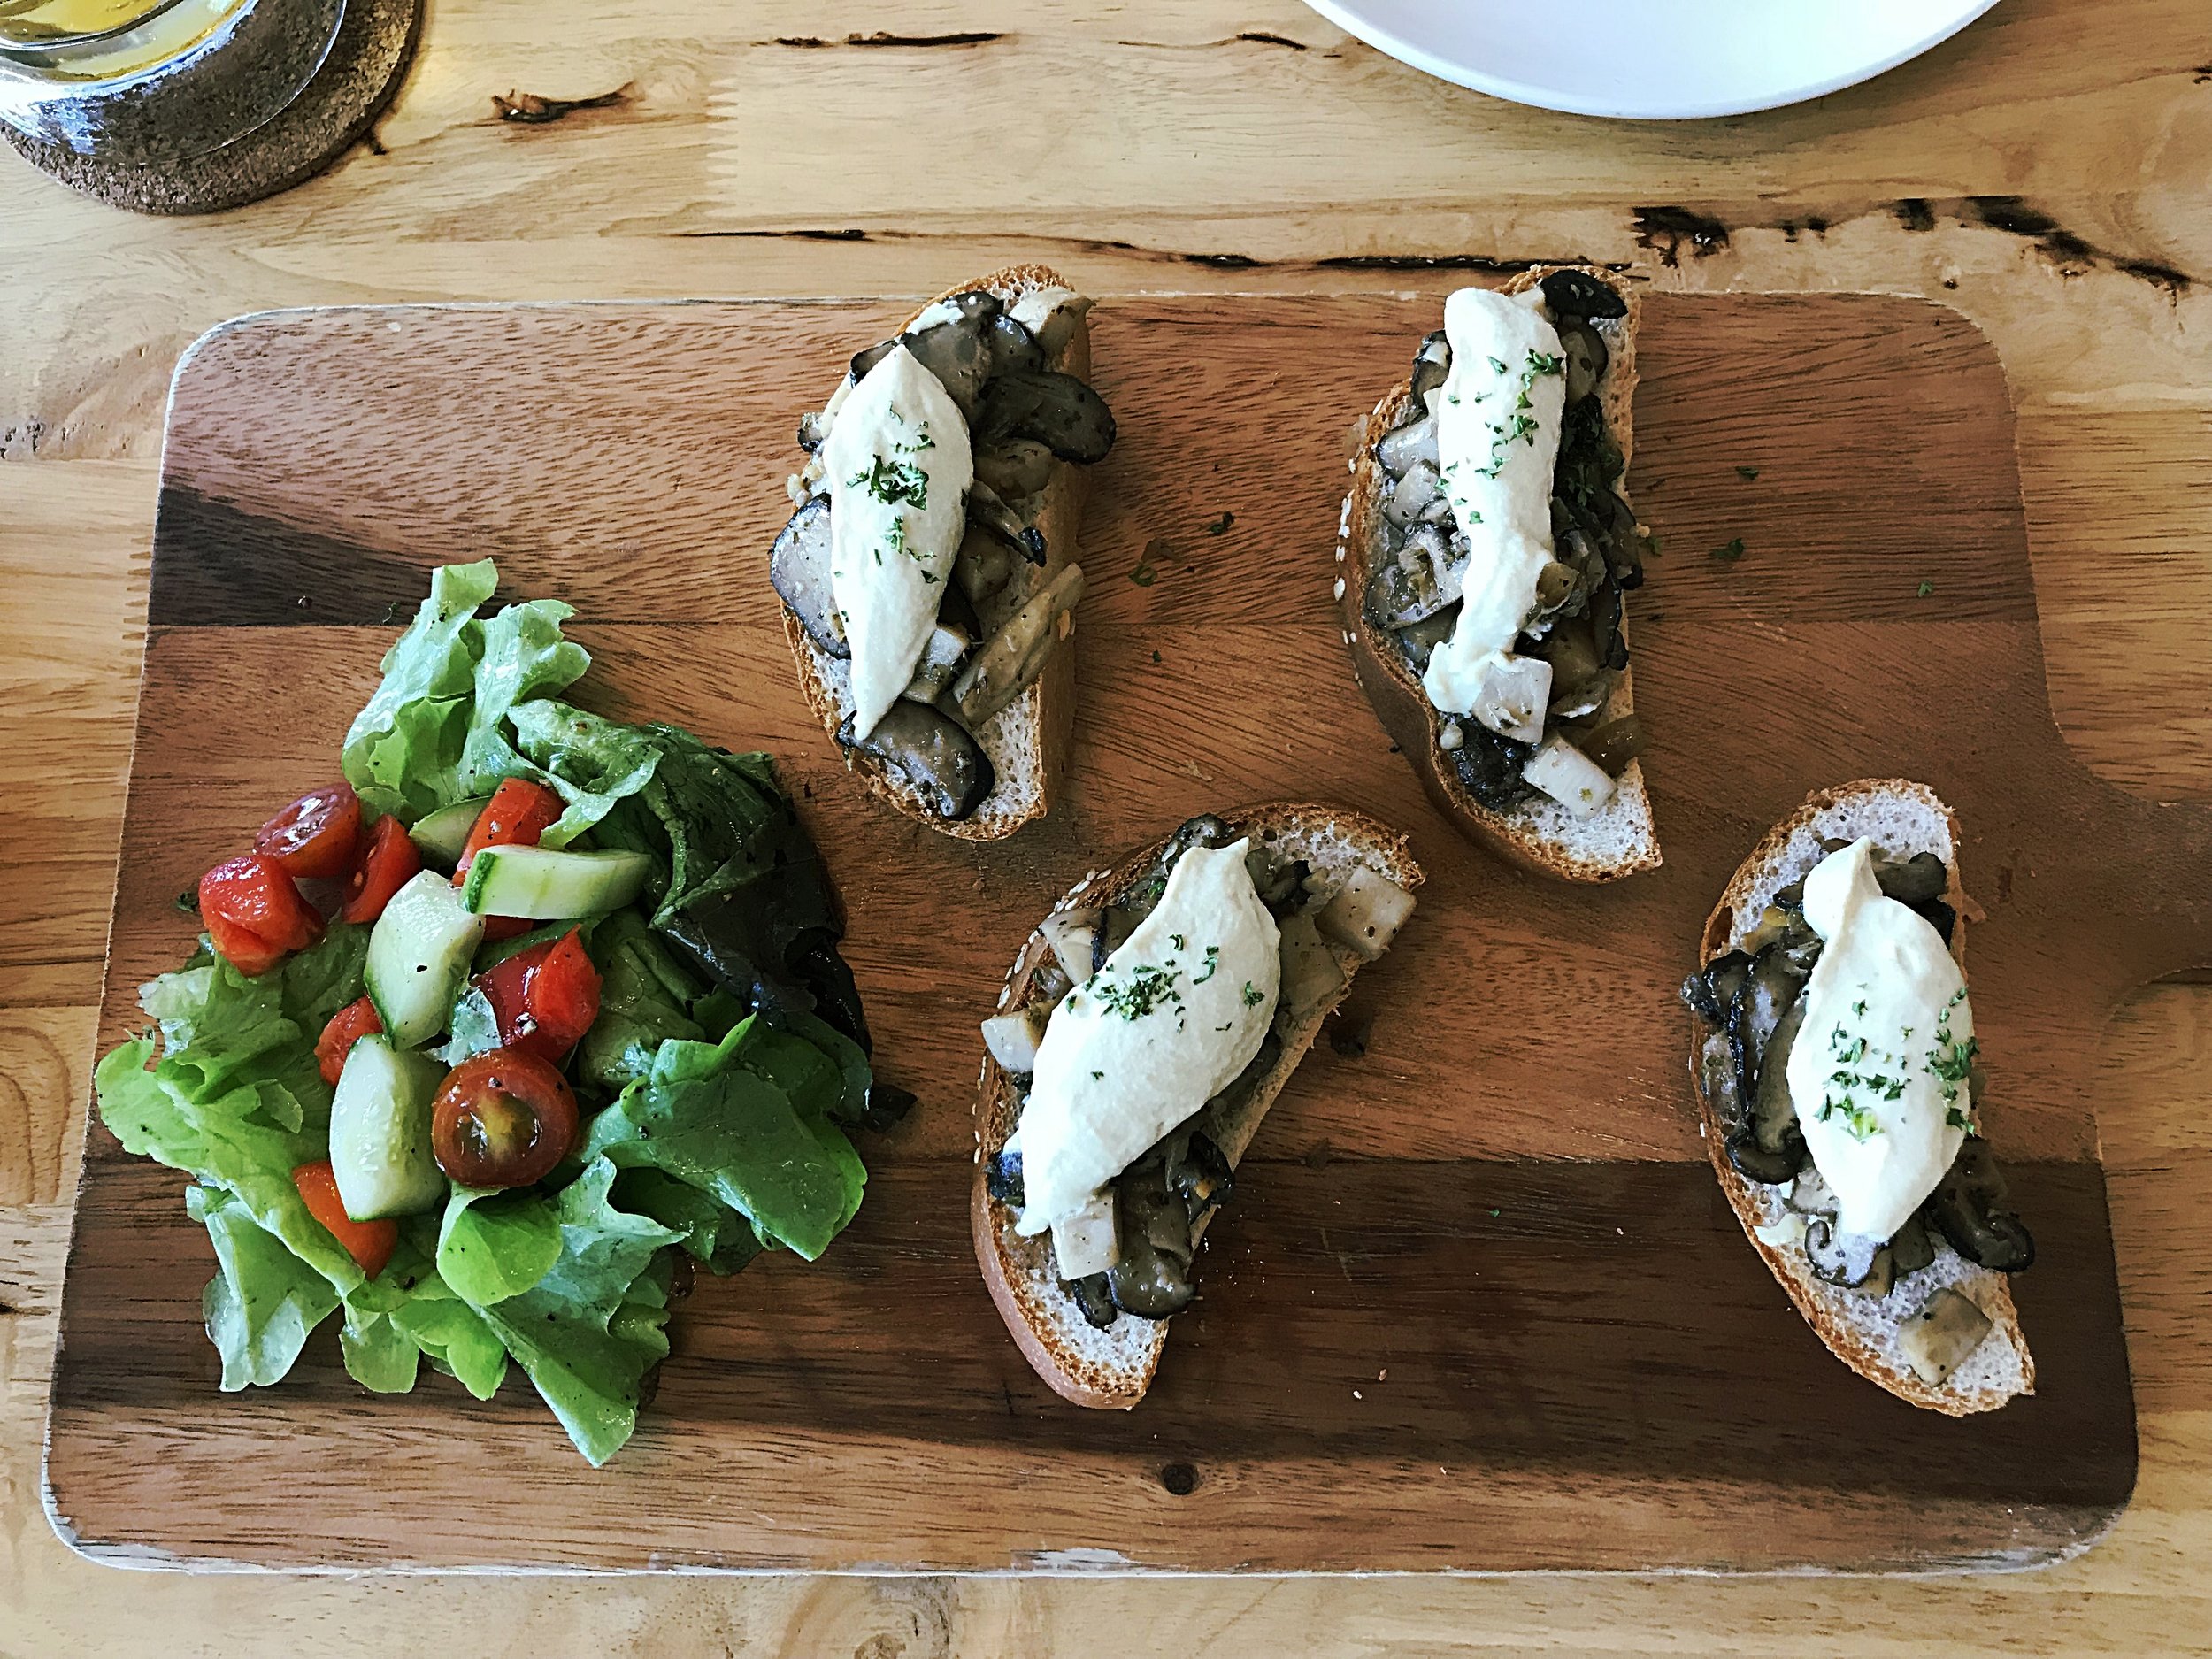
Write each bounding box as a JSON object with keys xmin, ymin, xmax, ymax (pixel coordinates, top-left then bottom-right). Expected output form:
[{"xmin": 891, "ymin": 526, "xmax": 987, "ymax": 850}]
[
  {"xmin": 365, "ymin": 871, "xmax": 486, "ymax": 1048},
  {"xmin": 408, "ymin": 796, "xmax": 490, "ymax": 869},
  {"xmin": 460, "ymin": 845, "xmax": 653, "ymax": 921},
  {"xmin": 328, "ymin": 1034, "xmax": 449, "ymax": 1219}
]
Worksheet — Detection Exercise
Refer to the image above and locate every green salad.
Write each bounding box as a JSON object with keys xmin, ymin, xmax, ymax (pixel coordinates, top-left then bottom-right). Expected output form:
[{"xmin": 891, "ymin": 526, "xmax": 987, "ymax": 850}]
[{"xmin": 96, "ymin": 559, "xmax": 904, "ymax": 1464}]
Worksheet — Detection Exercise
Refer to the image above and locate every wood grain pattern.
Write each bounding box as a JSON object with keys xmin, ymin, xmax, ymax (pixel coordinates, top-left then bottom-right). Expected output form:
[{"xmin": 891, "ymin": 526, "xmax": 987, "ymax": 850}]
[
  {"xmin": 7, "ymin": 0, "xmax": 2212, "ymax": 1645},
  {"xmin": 40, "ymin": 291, "xmax": 2204, "ymax": 1572}
]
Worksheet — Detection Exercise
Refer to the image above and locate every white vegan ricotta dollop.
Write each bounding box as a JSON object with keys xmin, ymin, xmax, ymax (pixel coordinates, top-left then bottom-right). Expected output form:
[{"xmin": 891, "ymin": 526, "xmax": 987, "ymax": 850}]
[
  {"xmin": 1012, "ymin": 841, "xmax": 1281, "ymax": 1235},
  {"xmin": 1420, "ymin": 287, "xmax": 1568, "ymax": 726},
  {"xmin": 821, "ymin": 343, "xmax": 973, "ymax": 740},
  {"xmin": 1784, "ymin": 838, "xmax": 1975, "ymax": 1241}
]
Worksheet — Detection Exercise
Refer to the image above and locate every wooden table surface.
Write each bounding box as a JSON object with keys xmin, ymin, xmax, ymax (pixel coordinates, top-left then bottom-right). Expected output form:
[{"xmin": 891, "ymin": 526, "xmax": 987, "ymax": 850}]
[{"xmin": 2, "ymin": 0, "xmax": 2207, "ymax": 1650}]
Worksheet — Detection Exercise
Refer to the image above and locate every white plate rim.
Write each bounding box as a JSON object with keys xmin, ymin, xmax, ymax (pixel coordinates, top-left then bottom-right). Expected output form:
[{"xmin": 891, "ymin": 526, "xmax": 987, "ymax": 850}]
[{"xmin": 1297, "ymin": 0, "xmax": 2004, "ymax": 120}]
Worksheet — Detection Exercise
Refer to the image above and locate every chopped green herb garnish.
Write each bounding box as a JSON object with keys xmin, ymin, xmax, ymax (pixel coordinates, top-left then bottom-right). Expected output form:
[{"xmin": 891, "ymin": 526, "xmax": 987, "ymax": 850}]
[
  {"xmin": 1129, "ymin": 555, "xmax": 1157, "ymax": 587},
  {"xmin": 1203, "ymin": 511, "xmax": 1234, "ymax": 536},
  {"xmin": 1710, "ymin": 537, "xmax": 1747, "ymax": 563},
  {"xmin": 1092, "ymin": 963, "xmax": 1185, "ymax": 1022},
  {"xmin": 1242, "ymin": 980, "xmax": 1264, "ymax": 1008},
  {"xmin": 1916, "ymin": 580, "xmax": 1935, "ymax": 598},
  {"xmin": 1735, "ymin": 465, "xmax": 1761, "ymax": 481},
  {"xmin": 848, "ymin": 454, "xmax": 928, "ymax": 511},
  {"xmin": 1193, "ymin": 946, "xmax": 1221, "ymax": 985}
]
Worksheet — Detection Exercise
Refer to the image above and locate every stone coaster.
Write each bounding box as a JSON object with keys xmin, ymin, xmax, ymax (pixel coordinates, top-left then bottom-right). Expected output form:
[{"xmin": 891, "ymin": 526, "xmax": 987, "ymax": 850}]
[{"xmin": 4, "ymin": 0, "xmax": 419, "ymax": 215}]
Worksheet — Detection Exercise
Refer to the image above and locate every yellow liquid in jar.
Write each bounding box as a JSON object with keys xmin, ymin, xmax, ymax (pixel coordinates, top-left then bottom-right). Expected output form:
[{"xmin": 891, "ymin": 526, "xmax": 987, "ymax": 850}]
[{"xmin": 0, "ymin": 0, "xmax": 242, "ymax": 76}]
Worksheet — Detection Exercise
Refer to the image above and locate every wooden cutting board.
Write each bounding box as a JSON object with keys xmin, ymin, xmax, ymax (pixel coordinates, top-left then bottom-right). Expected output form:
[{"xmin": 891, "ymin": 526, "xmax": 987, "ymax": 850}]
[{"xmin": 47, "ymin": 291, "xmax": 2208, "ymax": 1573}]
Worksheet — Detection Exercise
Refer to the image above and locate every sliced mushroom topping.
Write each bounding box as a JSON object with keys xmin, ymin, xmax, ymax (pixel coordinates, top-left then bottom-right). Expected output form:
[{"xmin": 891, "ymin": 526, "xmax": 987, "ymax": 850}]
[
  {"xmin": 1064, "ymin": 1269, "xmax": 1120, "ymax": 1329},
  {"xmin": 1382, "ymin": 459, "xmax": 1444, "ymax": 526},
  {"xmin": 1888, "ymin": 1213, "xmax": 1937, "ymax": 1276},
  {"xmin": 1376, "ymin": 410, "xmax": 1439, "ymax": 475},
  {"xmin": 1367, "ymin": 521, "xmax": 1461, "ymax": 629},
  {"xmin": 973, "ymin": 437, "xmax": 1056, "ymax": 500},
  {"xmin": 1681, "ymin": 949, "xmax": 1753, "ymax": 1028},
  {"xmin": 1589, "ymin": 576, "xmax": 1628, "ymax": 671},
  {"xmin": 1803, "ymin": 1216, "xmax": 1889, "ymax": 1288},
  {"xmin": 1569, "ymin": 710, "xmax": 1645, "ymax": 773},
  {"xmin": 1922, "ymin": 1136, "xmax": 2035, "ymax": 1271},
  {"xmin": 1090, "ymin": 904, "xmax": 1139, "ymax": 979},
  {"xmin": 1539, "ymin": 268, "xmax": 1628, "ymax": 320},
  {"xmin": 1736, "ymin": 991, "xmax": 1810, "ymax": 1183},
  {"xmin": 1556, "ymin": 318, "xmax": 1609, "ymax": 406},
  {"xmin": 836, "ymin": 701, "xmax": 995, "ymax": 820},
  {"xmin": 1096, "ymin": 1129, "xmax": 1239, "ymax": 1321},
  {"xmin": 1451, "ymin": 723, "xmax": 1538, "ymax": 811},
  {"xmin": 964, "ymin": 476, "xmax": 1047, "ymax": 565},
  {"xmin": 896, "ymin": 291, "xmax": 999, "ymax": 421},
  {"xmin": 1408, "ymin": 329, "xmax": 1451, "ymax": 407},
  {"xmin": 952, "ymin": 523, "xmax": 1014, "ymax": 605},
  {"xmin": 986, "ymin": 311, "xmax": 1047, "ymax": 377},
  {"xmin": 977, "ymin": 368, "xmax": 1117, "ymax": 465},
  {"xmin": 1244, "ymin": 849, "xmax": 1313, "ymax": 919},
  {"xmin": 1873, "ymin": 852, "xmax": 1948, "ymax": 904},
  {"xmin": 951, "ymin": 562, "xmax": 1087, "ymax": 727},
  {"xmin": 769, "ymin": 495, "xmax": 846, "ymax": 657},
  {"xmin": 900, "ymin": 619, "xmax": 974, "ymax": 704},
  {"xmin": 1394, "ymin": 603, "xmax": 1459, "ymax": 672}
]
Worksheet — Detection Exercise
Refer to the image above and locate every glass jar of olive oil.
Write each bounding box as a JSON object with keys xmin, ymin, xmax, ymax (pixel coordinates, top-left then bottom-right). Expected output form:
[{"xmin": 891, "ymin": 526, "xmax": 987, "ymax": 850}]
[{"xmin": 0, "ymin": 0, "xmax": 343, "ymax": 162}]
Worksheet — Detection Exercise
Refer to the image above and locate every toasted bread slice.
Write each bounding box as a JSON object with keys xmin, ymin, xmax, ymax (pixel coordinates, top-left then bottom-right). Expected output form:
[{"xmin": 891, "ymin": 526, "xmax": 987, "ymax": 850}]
[
  {"xmin": 972, "ymin": 803, "xmax": 1423, "ymax": 1409},
  {"xmin": 1693, "ymin": 780, "xmax": 2033, "ymax": 1415},
  {"xmin": 1335, "ymin": 265, "xmax": 1661, "ymax": 883},
  {"xmin": 782, "ymin": 263, "xmax": 1092, "ymax": 841}
]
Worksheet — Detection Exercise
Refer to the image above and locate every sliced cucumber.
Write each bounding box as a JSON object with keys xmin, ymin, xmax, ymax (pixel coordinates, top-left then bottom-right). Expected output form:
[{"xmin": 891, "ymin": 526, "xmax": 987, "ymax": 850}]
[
  {"xmin": 408, "ymin": 796, "xmax": 490, "ymax": 869},
  {"xmin": 328, "ymin": 1035, "xmax": 449, "ymax": 1220},
  {"xmin": 365, "ymin": 871, "xmax": 486, "ymax": 1048},
  {"xmin": 460, "ymin": 845, "xmax": 653, "ymax": 921}
]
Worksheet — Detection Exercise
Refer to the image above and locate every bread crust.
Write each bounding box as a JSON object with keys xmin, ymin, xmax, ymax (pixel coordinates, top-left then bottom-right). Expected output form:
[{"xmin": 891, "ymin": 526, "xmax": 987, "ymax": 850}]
[
  {"xmin": 971, "ymin": 803, "xmax": 1422, "ymax": 1409},
  {"xmin": 1335, "ymin": 265, "xmax": 1661, "ymax": 883},
  {"xmin": 781, "ymin": 264, "xmax": 1093, "ymax": 841},
  {"xmin": 1691, "ymin": 779, "xmax": 2034, "ymax": 1415}
]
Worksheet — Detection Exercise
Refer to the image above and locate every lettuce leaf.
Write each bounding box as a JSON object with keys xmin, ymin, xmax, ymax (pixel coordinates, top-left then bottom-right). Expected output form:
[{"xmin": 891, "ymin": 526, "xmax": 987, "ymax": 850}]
[
  {"xmin": 463, "ymin": 1159, "xmax": 680, "ymax": 1466},
  {"xmin": 340, "ymin": 558, "xmax": 594, "ymax": 823},
  {"xmin": 188, "ymin": 1185, "xmax": 342, "ymax": 1390},
  {"xmin": 582, "ymin": 1018, "xmax": 864, "ymax": 1262}
]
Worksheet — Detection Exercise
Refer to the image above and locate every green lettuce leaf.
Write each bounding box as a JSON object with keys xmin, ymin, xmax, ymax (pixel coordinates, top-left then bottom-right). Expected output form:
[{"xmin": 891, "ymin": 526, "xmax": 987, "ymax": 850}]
[
  {"xmin": 582, "ymin": 1018, "xmax": 864, "ymax": 1262},
  {"xmin": 342, "ymin": 560, "xmax": 502, "ymax": 820},
  {"xmin": 459, "ymin": 594, "xmax": 593, "ymax": 803},
  {"xmin": 610, "ymin": 1168, "xmax": 763, "ymax": 1275},
  {"xmin": 465, "ymin": 1159, "xmax": 680, "ymax": 1466},
  {"xmin": 505, "ymin": 700, "xmax": 664, "ymax": 850},
  {"xmin": 188, "ymin": 1185, "xmax": 341, "ymax": 1390},
  {"xmin": 577, "ymin": 910, "xmax": 706, "ymax": 1093},
  {"xmin": 437, "ymin": 1187, "xmax": 563, "ymax": 1306}
]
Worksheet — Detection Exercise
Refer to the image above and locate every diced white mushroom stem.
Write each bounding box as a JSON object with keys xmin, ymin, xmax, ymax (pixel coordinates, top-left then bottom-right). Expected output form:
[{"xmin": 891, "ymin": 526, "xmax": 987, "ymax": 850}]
[
  {"xmin": 981, "ymin": 1006, "xmax": 1048, "ymax": 1075},
  {"xmin": 1465, "ymin": 651, "xmax": 1553, "ymax": 745},
  {"xmin": 1049, "ymin": 1191, "xmax": 1118, "ymax": 1279},
  {"xmin": 1524, "ymin": 733, "xmax": 1617, "ymax": 818},
  {"xmin": 1315, "ymin": 866, "xmax": 1418, "ymax": 962}
]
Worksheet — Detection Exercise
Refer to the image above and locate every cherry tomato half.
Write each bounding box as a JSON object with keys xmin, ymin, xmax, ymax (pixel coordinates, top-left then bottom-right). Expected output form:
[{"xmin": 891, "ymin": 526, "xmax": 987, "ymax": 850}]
[
  {"xmin": 316, "ymin": 995, "xmax": 384, "ymax": 1087},
  {"xmin": 293, "ymin": 1160, "xmax": 396, "ymax": 1278},
  {"xmin": 473, "ymin": 929, "xmax": 602, "ymax": 1065},
  {"xmin": 339, "ymin": 813, "xmax": 423, "ymax": 925},
  {"xmin": 253, "ymin": 782, "xmax": 363, "ymax": 880},
  {"xmin": 430, "ymin": 1049, "xmax": 580, "ymax": 1190},
  {"xmin": 199, "ymin": 854, "xmax": 325, "ymax": 977},
  {"xmin": 453, "ymin": 777, "xmax": 564, "ymax": 881}
]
